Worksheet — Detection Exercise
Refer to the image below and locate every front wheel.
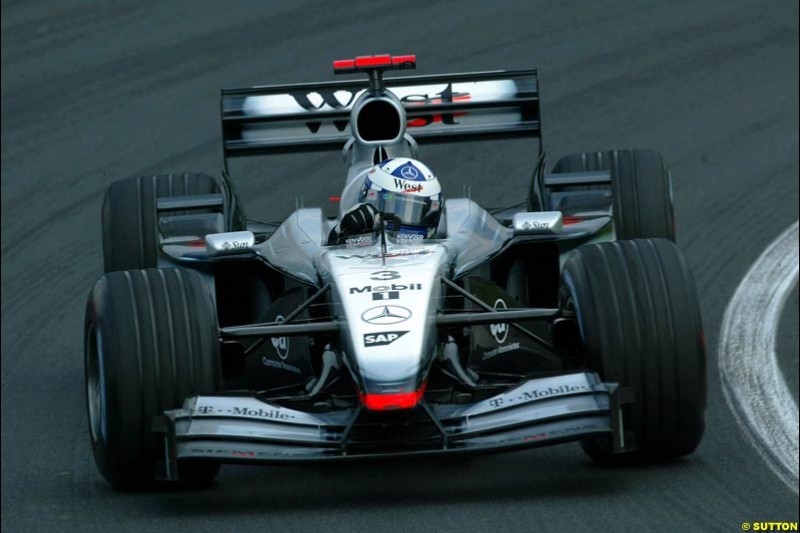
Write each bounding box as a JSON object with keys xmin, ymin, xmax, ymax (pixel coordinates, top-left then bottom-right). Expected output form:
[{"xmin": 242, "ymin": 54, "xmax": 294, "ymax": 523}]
[
  {"xmin": 85, "ymin": 268, "xmax": 221, "ymax": 489},
  {"xmin": 561, "ymin": 239, "xmax": 706, "ymax": 463}
]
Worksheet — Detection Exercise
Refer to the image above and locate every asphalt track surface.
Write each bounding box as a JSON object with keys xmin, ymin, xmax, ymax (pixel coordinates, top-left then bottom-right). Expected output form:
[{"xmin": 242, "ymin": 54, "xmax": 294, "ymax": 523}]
[{"xmin": 2, "ymin": 1, "xmax": 798, "ymax": 531}]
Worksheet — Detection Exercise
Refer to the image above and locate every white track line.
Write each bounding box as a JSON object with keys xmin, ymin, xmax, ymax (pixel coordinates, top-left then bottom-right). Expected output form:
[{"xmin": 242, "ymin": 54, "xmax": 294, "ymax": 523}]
[{"xmin": 719, "ymin": 221, "xmax": 799, "ymax": 494}]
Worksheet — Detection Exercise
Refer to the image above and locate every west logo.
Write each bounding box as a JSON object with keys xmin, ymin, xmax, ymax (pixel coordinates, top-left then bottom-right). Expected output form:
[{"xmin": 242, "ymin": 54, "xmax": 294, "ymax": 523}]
[
  {"xmin": 289, "ymin": 84, "xmax": 471, "ymax": 133},
  {"xmin": 402, "ymin": 84, "xmax": 471, "ymax": 127},
  {"xmin": 393, "ymin": 178, "xmax": 424, "ymax": 192},
  {"xmin": 290, "ymin": 90, "xmax": 356, "ymax": 133},
  {"xmin": 363, "ymin": 331, "xmax": 409, "ymax": 347},
  {"xmin": 350, "ymin": 283, "xmax": 423, "ymax": 295}
]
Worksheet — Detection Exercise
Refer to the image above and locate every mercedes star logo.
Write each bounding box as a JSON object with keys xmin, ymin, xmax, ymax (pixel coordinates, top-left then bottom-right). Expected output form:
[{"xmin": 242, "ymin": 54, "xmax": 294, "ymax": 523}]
[
  {"xmin": 361, "ymin": 305, "xmax": 412, "ymax": 325},
  {"xmin": 400, "ymin": 165, "xmax": 419, "ymax": 180}
]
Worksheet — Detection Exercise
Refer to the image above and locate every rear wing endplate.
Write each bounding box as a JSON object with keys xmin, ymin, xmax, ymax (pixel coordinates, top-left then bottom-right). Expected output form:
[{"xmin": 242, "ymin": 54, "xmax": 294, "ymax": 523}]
[{"xmin": 221, "ymin": 70, "xmax": 541, "ymax": 159}]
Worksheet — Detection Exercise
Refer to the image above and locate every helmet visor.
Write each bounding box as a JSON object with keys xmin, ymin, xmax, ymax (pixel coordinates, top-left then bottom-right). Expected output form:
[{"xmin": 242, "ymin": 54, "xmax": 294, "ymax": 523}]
[{"xmin": 363, "ymin": 189, "xmax": 441, "ymax": 228}]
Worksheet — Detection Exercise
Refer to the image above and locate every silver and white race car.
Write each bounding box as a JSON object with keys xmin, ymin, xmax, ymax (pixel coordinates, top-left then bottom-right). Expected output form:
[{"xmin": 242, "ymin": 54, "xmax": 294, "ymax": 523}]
[{"xmin": 85, "ymin": 54, "xmax": 707, "ymax": 489}]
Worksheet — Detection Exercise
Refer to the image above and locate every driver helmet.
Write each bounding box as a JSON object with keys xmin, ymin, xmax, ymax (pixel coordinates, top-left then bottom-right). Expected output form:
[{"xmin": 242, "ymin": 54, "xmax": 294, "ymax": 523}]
[{"xmin": 359, "ymin": 158, "xmax": 443, "ymax": 238}]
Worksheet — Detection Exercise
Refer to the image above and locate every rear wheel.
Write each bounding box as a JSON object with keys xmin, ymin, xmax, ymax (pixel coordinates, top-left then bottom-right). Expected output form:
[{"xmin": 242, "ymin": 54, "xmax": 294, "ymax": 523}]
[
  {"xmin": 85, "ymin": 268, "xmax": 221, "ymax": 489},
  {"xmin": 102, "ymin": 173, "xmax": 221, "ymax": 273},
  {"xmin": 552, "ymin": 149, "xmax": 675, "ymax": 241},
  {"xmin": 561, "ymin": 239, "xmax": 706, "ymax": 463}
]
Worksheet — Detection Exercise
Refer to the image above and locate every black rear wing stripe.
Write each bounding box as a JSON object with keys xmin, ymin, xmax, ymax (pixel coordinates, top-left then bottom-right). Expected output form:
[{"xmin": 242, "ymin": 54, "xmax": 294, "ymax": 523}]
[
  {"xmin": 224, "ymin": 96, "xmax": 540, "ymax": 125},
  {"xmin": 222, "ymin": 69, "xmax": 537, "ymax": 96}
]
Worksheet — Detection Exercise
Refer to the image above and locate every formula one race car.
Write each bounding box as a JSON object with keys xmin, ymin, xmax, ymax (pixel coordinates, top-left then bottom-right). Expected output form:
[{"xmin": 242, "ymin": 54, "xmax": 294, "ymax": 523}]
[{"xmin": 85, "ymin": 54, "xmax": 707, "ymax": 489}]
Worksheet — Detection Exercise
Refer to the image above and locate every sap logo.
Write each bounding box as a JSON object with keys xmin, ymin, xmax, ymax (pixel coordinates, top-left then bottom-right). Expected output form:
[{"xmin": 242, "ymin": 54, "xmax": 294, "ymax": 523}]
[
  {"xmin": 363, "ymin": 331, "xmax": 409, "ymax": 347},
  {"xmin": 393, "ymin": 178, "xmax": 424, "ymax": 193}
]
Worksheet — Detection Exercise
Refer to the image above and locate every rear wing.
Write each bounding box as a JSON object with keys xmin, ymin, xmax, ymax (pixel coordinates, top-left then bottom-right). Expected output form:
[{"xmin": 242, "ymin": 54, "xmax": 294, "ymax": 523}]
[{"xmin": 221, "ymin": 70, "xmax": 541, "ymax": 159}]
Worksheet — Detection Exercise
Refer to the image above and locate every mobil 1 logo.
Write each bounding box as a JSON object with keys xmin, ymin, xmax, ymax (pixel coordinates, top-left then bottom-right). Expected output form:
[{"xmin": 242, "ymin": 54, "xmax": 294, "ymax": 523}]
[
  {"xmin": 372, "ymin": 291, "xmax": 399, "ymax": 301},
  {"xmin": 363, "ymin": 331, "xmax": 408, "ymax": 347},
  {"xmin": 349, "ymin": 282, "xmax": 423, "ymax": 301}
]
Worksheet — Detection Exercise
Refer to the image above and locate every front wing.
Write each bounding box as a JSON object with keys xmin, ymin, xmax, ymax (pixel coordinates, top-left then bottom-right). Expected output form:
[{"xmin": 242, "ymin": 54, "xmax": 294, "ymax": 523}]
[{"xmin": 158, "ymin": 372, "xmax": 632, "ymax": 478}]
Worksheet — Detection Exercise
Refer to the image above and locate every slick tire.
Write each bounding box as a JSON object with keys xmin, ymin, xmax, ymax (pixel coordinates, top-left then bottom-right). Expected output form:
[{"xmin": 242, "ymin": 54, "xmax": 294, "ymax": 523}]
[
  {"xmin": 561, "ymin": 239, "xmax": 706, "ymax": 464},
  {"xmin": 102, "ymin": 173, "xmax": 219, "ymax": 273},
  {"xmin": 552, "ymin": 149, "xmax": 675, "ymax": 241},
  {"xmin": 85, "ymin": 268, "xmax": 221, "ymax": 490}
]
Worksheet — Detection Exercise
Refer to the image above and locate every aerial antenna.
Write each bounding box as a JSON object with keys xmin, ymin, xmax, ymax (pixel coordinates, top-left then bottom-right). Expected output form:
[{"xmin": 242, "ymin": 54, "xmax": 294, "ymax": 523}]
[{"xmin": 379, "ymin": 211, "xmax": 387, "ymax": 266}]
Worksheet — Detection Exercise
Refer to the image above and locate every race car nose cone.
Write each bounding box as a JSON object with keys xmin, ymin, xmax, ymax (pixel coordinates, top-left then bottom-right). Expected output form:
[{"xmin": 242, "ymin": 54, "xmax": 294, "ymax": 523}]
[{"xmin": 359, "ymin": 382, "xmax": 427, "ymax": 411}]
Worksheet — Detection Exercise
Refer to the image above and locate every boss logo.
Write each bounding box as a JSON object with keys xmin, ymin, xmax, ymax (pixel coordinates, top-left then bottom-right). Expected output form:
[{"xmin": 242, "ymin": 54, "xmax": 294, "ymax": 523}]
[{"xmin": 363, "ymin": 331, "xmax": 408, "ymax": 347}]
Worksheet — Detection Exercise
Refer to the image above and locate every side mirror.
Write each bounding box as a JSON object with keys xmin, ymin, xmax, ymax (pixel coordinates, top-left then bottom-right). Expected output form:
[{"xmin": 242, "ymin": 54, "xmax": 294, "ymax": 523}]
[
  {"xmin": 512, "ymin": 212, "xmax": 563, "ymax": 236},
  {"xmin": 205, "ymin": 231, "xmax": 255, "ymax": 256}
]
